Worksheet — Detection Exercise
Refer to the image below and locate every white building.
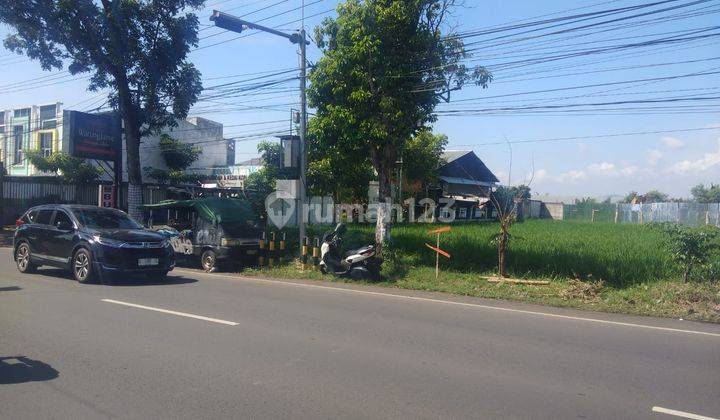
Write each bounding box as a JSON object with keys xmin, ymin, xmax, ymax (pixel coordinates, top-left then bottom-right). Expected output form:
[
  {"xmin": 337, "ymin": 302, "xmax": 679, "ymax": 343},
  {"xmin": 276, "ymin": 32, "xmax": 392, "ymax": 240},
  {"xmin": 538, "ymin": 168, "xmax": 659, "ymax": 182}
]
[{"xmin": 123, "ymin": 116, "xmax": 226, "ymax": 182}]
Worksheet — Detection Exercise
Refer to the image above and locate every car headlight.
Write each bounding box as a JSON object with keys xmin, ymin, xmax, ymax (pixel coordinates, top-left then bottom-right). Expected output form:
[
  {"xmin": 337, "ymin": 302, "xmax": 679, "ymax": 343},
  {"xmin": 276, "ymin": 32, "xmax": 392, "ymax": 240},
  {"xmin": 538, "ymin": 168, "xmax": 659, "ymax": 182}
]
[
  {"xmin": 221, "ymin": 238, "xmax": 238, "ymax": 246},
  {"xmin": 94, "ymin": 236, "xmax": 127, "ymax": 248}
]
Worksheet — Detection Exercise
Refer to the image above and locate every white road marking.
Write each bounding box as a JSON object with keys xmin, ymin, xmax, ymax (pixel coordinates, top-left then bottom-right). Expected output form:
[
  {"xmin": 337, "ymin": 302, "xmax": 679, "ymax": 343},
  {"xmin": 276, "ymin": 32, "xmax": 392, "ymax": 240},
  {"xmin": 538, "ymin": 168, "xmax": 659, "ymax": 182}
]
[
  {"xmin": 101, "ymin": 299, "xmax": 238, "ymax": 326},
  {"xmin": 175, "ymin": 269, "xmax": 720, "ymax": 338},
  {"xmin": 652, "ymin": 406, "xmax": 719, "ymax": 420}
]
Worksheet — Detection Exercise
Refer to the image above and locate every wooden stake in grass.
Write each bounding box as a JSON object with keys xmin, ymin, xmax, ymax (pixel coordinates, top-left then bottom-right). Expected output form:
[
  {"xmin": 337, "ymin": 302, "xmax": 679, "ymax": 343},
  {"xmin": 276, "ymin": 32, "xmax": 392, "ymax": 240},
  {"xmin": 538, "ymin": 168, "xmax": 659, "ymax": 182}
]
[{"xmin": 425, "ymin": 226, "xmax": 451, "ymax": 279}]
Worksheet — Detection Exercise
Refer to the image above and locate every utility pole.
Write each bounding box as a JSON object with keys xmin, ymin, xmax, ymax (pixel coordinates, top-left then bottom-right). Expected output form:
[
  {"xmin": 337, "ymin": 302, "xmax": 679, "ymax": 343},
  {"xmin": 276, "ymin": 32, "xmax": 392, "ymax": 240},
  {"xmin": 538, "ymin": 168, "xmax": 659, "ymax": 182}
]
[
  {"xmin": 298, "ymin": 28, "xmax": 307, "ymax": 248},
  {"xmin": 210, "ymin": 10, "xmax": 309, "ymax": 251}
]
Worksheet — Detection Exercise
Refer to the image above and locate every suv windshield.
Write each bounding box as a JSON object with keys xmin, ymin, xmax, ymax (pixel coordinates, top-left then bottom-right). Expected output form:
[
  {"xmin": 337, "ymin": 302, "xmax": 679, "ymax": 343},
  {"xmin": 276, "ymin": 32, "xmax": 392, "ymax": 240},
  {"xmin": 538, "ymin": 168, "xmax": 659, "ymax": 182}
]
[{"xmin": 72, "ymin": 208, "xmax": 142, "ymax": 230}]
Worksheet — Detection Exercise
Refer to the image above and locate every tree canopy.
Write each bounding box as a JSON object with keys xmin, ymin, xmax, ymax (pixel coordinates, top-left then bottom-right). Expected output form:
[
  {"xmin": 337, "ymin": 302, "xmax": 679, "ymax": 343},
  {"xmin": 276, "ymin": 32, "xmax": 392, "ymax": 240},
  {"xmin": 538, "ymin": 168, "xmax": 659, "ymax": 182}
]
[
  {"xmin": 25, "ymin": 151, "xmax": 101, "ymax": 184},
  {"xmin": 244, "ymin": 141, "xmax": 295, "ymax": 218},
  {"xmin": 691, "ymin": 183, "xmax": 720, "ymax": 203},
  {"xmin": 144, "ymin": 133, "xmax": 202, "ymax": 185},
  {"xmin": 309, "ymin": 0, "xmax": 490, "ymax": 247},
  {"xmin": 0, "ymin": 0, "xmax": 204, "ymax": 220},
  {"xmin": 401, "ymin": 130, "xmax": 448, "ymax": 196}
]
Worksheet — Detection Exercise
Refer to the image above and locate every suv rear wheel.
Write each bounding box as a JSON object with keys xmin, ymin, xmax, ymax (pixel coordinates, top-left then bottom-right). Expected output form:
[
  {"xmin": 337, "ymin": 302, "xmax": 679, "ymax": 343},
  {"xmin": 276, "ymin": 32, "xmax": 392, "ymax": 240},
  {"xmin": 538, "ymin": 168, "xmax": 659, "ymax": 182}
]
[
  {"xmin": 15, "ymin": 243, "xmax": 38, "ymax": 273},
  {"xmin": 73, "ymin": 249, "xmax": 96, "ymax": 284}
]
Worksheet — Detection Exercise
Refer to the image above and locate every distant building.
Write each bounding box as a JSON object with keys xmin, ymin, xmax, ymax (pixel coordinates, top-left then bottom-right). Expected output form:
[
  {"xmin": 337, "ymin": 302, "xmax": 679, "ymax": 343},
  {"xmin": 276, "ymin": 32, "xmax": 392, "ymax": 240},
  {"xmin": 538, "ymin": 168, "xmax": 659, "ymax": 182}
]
[
  {"xmin": 125, "ymin": 116, "xmax": 226, "ymax": 182},
  {"xmin": 229, "ymin": 157, "xmax": 263, "ymax": 176},
  {"xmin": 0, "ymin": 101, "xmax": 230, "ymax": 182},
  {"xmin": 438, "ymin": 150, "xmax": 499, "ymax": 220},
  {"xmin": 0, "ymin": 102, "xmax": 63, "ymax": 176}
]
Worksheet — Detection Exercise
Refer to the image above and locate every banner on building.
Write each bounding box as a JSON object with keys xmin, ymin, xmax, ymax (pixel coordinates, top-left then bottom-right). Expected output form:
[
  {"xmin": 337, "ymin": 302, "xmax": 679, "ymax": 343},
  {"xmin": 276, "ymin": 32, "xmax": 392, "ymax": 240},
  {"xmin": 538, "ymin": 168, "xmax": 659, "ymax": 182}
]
[{"xmin": 64, "ymin": 110, "xmax": 121, "ymax": 161}]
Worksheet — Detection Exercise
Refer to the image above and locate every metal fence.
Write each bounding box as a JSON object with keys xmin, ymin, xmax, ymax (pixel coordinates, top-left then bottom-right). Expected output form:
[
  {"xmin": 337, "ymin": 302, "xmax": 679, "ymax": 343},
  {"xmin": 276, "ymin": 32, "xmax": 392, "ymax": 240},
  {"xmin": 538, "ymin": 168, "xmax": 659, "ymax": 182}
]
[
  {"xmin": 0, "ymin": 176, "xmax": 174, "ymax": 225},
  {"xmin": 617, "ymin": 202, "xmax": 720, "ymax": 227},
  {"xmin": 1, "ymin": 177, "xmax": 102, "ymax": 225}
]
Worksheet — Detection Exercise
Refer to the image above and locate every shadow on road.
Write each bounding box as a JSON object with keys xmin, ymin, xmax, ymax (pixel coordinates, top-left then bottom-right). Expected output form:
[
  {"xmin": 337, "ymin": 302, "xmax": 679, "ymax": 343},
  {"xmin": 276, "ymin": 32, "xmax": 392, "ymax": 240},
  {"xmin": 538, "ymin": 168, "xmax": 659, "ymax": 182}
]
[
  {"xmin": 34, "ymin": 268, "xmax": 197, "ymax": 286},
  {"xmin": 108, "ymin": 275, "xmax": 197, "ymax": 286},
  {"xmin": 0, "ymin": 286, "xmax": 22, "ymax": 292},
  {"xmin": 0, "ymin": 356, "xmax": 59, "ymax": 384}
]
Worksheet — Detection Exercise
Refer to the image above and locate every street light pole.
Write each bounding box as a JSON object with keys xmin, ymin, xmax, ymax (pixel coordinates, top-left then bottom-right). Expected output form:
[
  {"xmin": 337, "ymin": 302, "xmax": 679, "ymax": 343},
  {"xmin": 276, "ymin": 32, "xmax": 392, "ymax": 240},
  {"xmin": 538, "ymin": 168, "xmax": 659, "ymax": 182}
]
[
  {"xmin": 210, "ymin": 10, "xmax": 309, "ymax": 252},
  {"xmin": 298, "ymin": 28, "xmax": 307, "ymax": 248}
]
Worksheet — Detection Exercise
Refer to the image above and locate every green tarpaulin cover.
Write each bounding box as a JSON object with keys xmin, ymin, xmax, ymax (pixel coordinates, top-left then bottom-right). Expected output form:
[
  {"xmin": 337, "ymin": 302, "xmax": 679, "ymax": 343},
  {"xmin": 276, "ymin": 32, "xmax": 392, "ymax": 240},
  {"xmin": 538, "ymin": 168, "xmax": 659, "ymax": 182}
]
[{"xmin": 141, "ymin": 197, "xmax": 255, "ymax": 224}]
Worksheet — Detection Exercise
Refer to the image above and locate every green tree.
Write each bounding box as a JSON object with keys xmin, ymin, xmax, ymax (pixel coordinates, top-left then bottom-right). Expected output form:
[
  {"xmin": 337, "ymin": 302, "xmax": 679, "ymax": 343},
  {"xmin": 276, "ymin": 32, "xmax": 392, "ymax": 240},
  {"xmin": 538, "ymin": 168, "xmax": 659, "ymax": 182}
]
[
  {"xmin": 26, "ymin": 151, "xmax": 101, "ymax": 184},
  {"xmin": 691, "ymin": 183, "xmax": 720, "ymax": 203},
  {"xmin": 244, "ymin": 141, "xmax": 295, "ymax": 217},
  {"xmin": 621, "ymin": 191, "xmax": 639, "ymax": 203},
  {"xmin": 309, "ymin": 0, "xmax": 491, "ymax": 250},
  {"xmin": 307, "ymin": 118, "xmax": 374, "ymax": 203},
  {"xmin": 644, "ymin": 190, "xmax": 669, "ymax": 203},
  {"xmin": 144, "ymin": 134, "xmax": 202, "ymax": 185},
  {"xmin": 0, "ymin": 0, "xmax": 204, "ymax": 221},
  {"xmin": 401, "ymin": 130, "xmax": 448, "ymax": 197},
  {"xmin": 653, "ymin": 223, "xmax": 719, "ymax": 283}
]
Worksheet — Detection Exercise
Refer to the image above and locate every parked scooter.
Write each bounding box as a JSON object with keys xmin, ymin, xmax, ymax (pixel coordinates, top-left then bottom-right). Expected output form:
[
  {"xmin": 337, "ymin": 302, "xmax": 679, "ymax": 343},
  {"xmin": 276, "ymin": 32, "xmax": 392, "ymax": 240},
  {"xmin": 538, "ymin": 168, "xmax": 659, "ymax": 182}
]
[{"xmin": 319, "ymin": 223, "xmax": 381, "ymax": 281}]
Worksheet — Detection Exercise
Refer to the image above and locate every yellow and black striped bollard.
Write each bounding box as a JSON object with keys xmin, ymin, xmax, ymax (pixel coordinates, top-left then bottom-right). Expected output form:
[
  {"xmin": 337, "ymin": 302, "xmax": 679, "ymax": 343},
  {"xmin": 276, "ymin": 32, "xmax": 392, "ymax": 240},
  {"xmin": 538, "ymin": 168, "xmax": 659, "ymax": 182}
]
[
  {"xmin": 301, "ymin": 237, "xmax": 309, "ymax": 270},
  {"xmin": 279, "ymin": 232, "xmax": 286, "ymax": 263},
  {"xmin": 258, "ymin": 231, "xmax": 266, "ymax": 267},
  {"xmin": 268, "ymin": 232, "xmax": 276, "ymax": 268},
  {"xmin": 312, "ymin": 237, "xmax": 320, "ymax": 269}
]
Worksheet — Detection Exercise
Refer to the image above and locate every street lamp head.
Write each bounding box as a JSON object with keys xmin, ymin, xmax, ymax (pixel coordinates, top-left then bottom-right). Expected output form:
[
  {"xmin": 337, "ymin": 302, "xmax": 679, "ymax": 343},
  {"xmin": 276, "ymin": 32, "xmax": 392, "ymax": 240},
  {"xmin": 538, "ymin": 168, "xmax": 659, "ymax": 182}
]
[{"xmin": 210, "ymin": 10, "xmax": 246, "ymax": 34}]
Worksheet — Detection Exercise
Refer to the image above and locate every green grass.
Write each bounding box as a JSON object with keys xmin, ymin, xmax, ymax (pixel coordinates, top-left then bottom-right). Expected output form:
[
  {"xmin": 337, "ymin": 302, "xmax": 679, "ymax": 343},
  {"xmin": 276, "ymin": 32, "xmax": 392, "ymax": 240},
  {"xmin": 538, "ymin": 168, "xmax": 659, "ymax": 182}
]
[
  {"xmin": 291, "ymin": 220, "xmax": 676, "ymax": 287},
  {"xmin": 242, "ymin": 220, "xmax": 720, "ymax": 322}
]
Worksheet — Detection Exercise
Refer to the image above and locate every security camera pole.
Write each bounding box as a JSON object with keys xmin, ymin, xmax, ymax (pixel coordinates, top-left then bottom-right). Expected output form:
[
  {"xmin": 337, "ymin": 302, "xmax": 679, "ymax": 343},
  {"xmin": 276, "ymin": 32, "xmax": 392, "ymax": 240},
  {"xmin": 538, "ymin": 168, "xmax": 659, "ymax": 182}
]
[{"xmin": 210, "ymin": 10, "xmax": 309, "ymax": 251}]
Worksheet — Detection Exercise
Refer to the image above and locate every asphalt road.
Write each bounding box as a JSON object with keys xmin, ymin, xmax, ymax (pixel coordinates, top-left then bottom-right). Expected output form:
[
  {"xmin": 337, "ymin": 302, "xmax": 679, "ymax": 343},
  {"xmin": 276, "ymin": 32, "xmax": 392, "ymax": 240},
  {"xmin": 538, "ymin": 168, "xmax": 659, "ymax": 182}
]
[{"xmin": 1, "ymin": 247, "xmax": 719, "ymax": 420}]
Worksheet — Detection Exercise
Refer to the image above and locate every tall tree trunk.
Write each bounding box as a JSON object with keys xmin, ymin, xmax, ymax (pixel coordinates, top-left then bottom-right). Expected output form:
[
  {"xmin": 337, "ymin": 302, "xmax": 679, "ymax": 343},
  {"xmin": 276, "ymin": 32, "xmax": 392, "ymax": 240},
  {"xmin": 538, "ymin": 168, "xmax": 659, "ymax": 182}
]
[
  {"xmin": 683, "ymin": 261, "xmax": 692, "ymax": 283},
  {"xmin": 498, "ymin": 231, "xmax": 507, "ymax": 277},
  {"xmin": 125, "ymin": 124, "xmax": 143, "ymax": 223},
  {"xmin": 372, "ymin": 146, "xmax": 395, "ymax": 256},
  {"xmin": 116, "ymin": 76, "xmax": 144, "ymax": 224},
  {"xmin": 375, "ymin": 166, "xmax": 391, "ymax": 251}
]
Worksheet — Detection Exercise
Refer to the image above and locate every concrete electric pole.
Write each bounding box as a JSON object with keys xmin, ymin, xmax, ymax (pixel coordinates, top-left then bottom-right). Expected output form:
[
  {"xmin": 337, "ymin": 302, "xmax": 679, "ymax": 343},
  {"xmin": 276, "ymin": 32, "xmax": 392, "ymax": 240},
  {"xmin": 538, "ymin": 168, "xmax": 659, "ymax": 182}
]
[{"xmin": 210, "ymin": 10, "xmax": 309, "ymax": 252}]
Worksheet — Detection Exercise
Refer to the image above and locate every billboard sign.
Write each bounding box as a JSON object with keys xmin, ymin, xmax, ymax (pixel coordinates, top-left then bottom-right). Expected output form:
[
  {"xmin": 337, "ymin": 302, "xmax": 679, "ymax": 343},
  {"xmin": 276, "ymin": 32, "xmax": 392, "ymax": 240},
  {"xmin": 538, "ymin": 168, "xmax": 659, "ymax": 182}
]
[{"xmin": 65, "ymin": 110, "xmax": 121, "ymax": 161}]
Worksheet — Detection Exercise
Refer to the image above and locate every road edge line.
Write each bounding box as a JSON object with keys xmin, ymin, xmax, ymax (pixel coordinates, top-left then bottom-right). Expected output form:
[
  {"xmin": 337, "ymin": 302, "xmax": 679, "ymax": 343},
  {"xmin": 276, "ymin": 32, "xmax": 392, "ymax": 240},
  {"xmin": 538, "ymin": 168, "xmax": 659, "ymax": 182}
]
[{"xmin": 176, "ymin": 269, "xmax": 720, "ymax": 338}]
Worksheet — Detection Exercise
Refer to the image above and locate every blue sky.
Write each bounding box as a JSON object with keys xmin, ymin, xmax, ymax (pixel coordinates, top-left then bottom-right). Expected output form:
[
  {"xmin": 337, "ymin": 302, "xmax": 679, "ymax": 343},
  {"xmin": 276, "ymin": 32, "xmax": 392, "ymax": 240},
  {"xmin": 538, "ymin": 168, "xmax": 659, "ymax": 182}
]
[{"xmin": 1, "ymin": 0, "xmax": 718, "ymax": 198}]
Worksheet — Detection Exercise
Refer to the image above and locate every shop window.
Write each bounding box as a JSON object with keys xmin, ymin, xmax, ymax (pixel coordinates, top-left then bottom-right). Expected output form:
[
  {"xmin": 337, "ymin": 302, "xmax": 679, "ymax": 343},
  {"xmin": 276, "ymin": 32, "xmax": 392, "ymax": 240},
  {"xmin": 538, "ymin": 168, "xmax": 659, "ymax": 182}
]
[
  {"xmin": 40, "ymin": 132, "xmax": 53, "ymax": 157},
  {"xmin": 13, "ymin": 125, "xmax": 24, "ymax": 164}
]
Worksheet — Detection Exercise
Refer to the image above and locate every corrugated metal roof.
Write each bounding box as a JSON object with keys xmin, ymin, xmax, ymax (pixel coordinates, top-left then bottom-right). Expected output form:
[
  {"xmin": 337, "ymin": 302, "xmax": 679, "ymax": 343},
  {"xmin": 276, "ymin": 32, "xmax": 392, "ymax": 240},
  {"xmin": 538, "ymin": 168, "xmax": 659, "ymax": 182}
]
[{"xmin": 441, "ymin": 150, "xmax": 471, "ymax": 163}]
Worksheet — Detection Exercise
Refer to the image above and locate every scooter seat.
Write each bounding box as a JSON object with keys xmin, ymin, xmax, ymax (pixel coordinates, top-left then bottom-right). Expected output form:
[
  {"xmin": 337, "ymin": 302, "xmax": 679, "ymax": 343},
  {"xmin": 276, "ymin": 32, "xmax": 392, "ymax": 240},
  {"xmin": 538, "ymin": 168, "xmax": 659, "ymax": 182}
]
[{"xmin": 345, "ymin": 245, "xmax": 373, "ymax": 257}]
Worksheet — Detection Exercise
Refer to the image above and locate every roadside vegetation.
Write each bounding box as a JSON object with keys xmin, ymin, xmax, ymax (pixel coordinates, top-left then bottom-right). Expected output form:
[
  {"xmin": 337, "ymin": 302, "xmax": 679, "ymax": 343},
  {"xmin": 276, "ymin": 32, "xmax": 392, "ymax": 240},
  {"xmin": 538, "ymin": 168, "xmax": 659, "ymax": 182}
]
[{"xmin": 242, "ymin": 220, "xmax": 720, "ymax": 323}]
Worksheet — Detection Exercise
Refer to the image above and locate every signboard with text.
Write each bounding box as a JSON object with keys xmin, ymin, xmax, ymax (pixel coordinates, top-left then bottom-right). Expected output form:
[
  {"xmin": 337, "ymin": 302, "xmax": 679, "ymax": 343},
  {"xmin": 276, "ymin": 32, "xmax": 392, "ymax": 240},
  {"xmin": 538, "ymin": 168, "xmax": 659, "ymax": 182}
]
[{"xmin": 64, "ymin": 110, "xmax": 121, "ymax": 161}]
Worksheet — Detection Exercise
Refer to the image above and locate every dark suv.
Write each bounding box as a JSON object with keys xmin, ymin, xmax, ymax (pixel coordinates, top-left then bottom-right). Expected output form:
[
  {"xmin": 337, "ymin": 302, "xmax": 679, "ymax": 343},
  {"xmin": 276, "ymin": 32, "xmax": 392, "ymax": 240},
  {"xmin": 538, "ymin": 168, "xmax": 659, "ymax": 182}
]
[{"xmin": 13, "ymin": 205, "xmax": 175, "ymax": 284}]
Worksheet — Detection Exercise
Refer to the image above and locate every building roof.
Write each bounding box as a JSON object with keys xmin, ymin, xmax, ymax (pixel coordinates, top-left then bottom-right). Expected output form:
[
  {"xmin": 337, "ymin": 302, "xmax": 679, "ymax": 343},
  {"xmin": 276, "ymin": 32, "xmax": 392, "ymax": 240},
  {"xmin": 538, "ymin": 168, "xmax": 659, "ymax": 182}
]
[
  {"xmin": 439, "ymin": 150, "xmax": 499, "ymax": 184},
  {"xmin": 441, "ymin": 150, "xmax": 472, "ymax": 163}
]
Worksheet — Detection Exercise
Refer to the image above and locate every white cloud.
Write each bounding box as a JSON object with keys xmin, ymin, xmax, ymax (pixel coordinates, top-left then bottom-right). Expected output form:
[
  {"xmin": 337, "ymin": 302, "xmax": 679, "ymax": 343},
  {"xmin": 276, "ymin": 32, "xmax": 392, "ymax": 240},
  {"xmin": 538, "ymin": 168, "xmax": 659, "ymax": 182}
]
[
  {"xmin": 557, "ymin": 170, "xmax": 587, "ymax": 183},
  {"xmin": 669, "ymin": 139, "xmax": 720, "ymax": 175},
  {"xmin": 587, "ymin": 162, "xmax": 615, "ymax": 174},
  {"xmin": 647, "ymin": 149, "xmax": 663, "ymax": 166},
  {"xmin": 533, "ymin": 168, "xmax": 549, "ymax": 183},
  {"xmin": 662, "ymin": 136, "xmax": 684, "ymax": 149},
  {"xmin": 621, "ymin": 165, "xmax": 639, "ymax": 176}
]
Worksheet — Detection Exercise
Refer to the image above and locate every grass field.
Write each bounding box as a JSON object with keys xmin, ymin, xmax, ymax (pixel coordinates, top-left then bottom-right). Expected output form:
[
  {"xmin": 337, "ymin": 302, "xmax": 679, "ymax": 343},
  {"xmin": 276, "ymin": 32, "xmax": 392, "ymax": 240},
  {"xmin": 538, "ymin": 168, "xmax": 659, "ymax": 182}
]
[
  {"xmin": 303, "ymin": 220, "xmax": 676, "ymax": 287},
  {"xmin": 245, "ymin": 220, "xmax": 720, "ymax": 322}
]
